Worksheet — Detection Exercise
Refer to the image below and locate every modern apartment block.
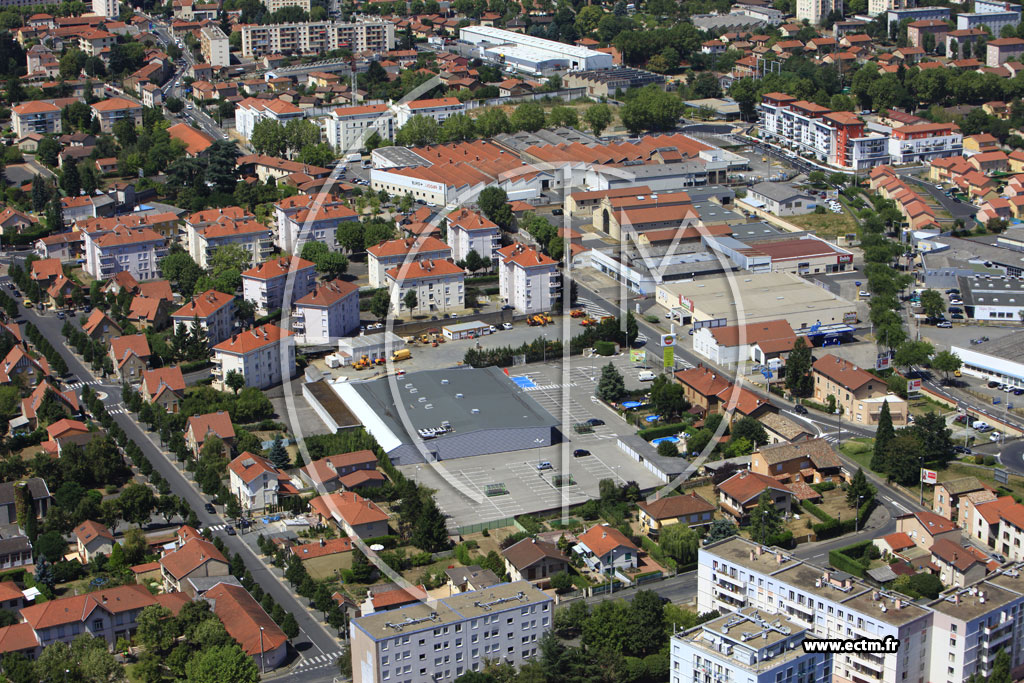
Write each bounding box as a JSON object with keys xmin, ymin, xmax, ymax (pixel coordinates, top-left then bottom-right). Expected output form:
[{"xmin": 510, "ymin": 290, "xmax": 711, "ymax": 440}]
[
  {"xmin": 868, "ymin": 0, "xmax": 915, "ymax": 17},
  {"xmin": 496, "ymin": 242, "xmax": 559, "ymax": 314},
  {"xmin": 11, "ymin": 101, "xmax": 61, "ymax": 138},
  {"xmin": 200, "ymin": 25, "xmax": 230, "ymax": 67},
  {"xmin": 366, "ymin": 236, "xmax": 453, "ymax": 288},
  {"xmin": 671, "ymin": 608, "xmax": 832, "ymax": 683},
  {"xmin": 393, "ymin": 97, "xmax": 466, "ymax": 128},
  {"xmin": 292, "ymin": 279, "xmax": 360, "ymax": 343},
  {"xmin": 324, "ymin": 104, "xmax": 395, "ymax": 152},
  {"xmin": 188, "ymin": 218, "xmax": 274, "ymax": 269},
  {"xmin": 83, "ymin": 227, "xmax": 167, "ymax": 282},
  {"xmin": 171, "ymin": 289, "xmax": 236, "ymax": 346},
  {"xmin": 699, "ymin": 537, "xmax": 932, "ymax": 683},
  {"xmin": 239, "ymin": 18, "xmax": 395, "ymax": 58},
  {"xmin": 759, "ymin": 93, "xmax": 891, "ymax": 170},
  {"xmin": 445, "ymin": 209, "xmax": 500, "ymax": 263},
  {"xmin": 796, "ymin": 0, "xmax": 839, "ymax": 24},
  {"xmin": 235, "ymin": 97, "xmax": 304, "ymax": 141},
  {"xmin": 385, "ymin": 259, "xmax": 465, "ymax": 315},
  {"xmin": 262, "ymin": 0, "xmax": 310, "ymax": 12},
  {"xmin": 241, "ymin": 256, "xmax": 317, "ymax": 315},
  {"xmin": 90, "ymin": 98, "xmax": 143, "ymax": 134},
  {"xmin": 887, "ymin": 123, "xmax": 963, "ymax": 164},
  {"xmin": 92, "ymin": 0, "xmax": 117, "ymax": 18},
  {"xmin": 349, "ymin": 581, "xmax": 552, "ymax": 683}
]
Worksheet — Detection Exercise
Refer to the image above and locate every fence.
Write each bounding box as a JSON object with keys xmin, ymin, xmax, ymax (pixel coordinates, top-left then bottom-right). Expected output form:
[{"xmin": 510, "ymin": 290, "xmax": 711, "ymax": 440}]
[
  {"xmin": 590, "ymin": 579, "xmax": 626, "ymax": 595},
  {"xmin": 635, "ymin": 571, "xmax": 664, "ymax": 585},
  {"xmin": 455, "ymin": 517, "xmax": 515, "ymax": 536}
]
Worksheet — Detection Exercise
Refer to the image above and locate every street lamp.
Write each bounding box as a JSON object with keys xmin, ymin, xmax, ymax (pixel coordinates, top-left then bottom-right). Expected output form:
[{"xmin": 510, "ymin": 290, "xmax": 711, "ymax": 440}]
[
  {"xmin": 856, "ymin": 495, "xmax": 864, "ymax": 532},
  {"xmin": 259, "ymin": 626, "xmax": 265, "ymax": 675},
  {"xmin": 542, "ymin": 333, "xmax": 547, "ymax": 363},
  {"xmin": 919, "ymin": 455, "xmax": 925, "ymax": 506}
]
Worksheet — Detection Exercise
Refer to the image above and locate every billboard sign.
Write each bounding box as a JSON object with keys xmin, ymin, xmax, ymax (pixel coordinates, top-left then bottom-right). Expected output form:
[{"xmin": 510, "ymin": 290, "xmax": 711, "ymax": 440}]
[
  {"xmin": 661, "ymin": 334, "xmax": 676, "ymax": 347},
  {"xmin": 875, "ymin": 352, "xmax": 891, "ymax": 371},
  {"xmin": 908, "ymin": 378, "xmax": 922, "ymax": 394},
  {"xmin": 663, "ymin": 346, "xmax": 674, "ymax": 370},
  {"xmin": 629, "ymin": 349, "xmax": 646, "ymax": 363},
  {"xmin": 921, "ymin": 469, "xmax": 937, "ymax": 484}
]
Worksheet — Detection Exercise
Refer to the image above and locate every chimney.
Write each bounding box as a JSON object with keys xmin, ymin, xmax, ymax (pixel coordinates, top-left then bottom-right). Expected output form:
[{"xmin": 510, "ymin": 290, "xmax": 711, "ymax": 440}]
[
  {"xmin": 895, "ymin": 598, "xmax": 902, "ymax": 610},
  {"xmin": 955, "ymin": 594, "xmax": 960, "ymax": 605},
  {"xmin": 750, "ymin": 549, "xmax": 755, "ymax": 561},
  {"xmin": 776, "ymin": 551, "xmax": 783, "ymax": 564}
]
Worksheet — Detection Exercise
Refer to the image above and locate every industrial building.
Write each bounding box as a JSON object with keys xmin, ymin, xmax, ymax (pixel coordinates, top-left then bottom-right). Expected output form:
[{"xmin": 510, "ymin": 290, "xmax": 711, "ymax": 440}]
[
  {"xmin": 321, "ymin": 366, "xmax": 560, "ymax": 465},
  {"xmin": 957, "ymin": 274, "xmax": 1024, "ymax": 322},
  {"xmin": 458, "ymin": 26, "xmax": 613, "ymax": 74},
  {"xmin": 562, "ymin": 68, "xmax": 665, "ymax": 97},
  {"xmin": 655, "ymin": 271, "xmax": 858, "ymax": 331},
  {"xmin": 951, "ymin": 331, "xmax": 1024, "ymax": 388}
]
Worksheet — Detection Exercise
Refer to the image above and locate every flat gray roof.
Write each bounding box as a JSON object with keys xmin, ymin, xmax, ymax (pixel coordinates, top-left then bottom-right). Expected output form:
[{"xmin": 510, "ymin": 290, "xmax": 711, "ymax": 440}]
[
  {"xmin": 962, "ymin": 329, "xmax": 1024, "ymax": 363},
  {"xmin": 348, "ymin": 366, "xmax": 559, "ymax": 443},
  {"xmin": 375, "ymin": 146, "xmax": 430, "ymax": 168},
  {"xmin": 749, "ymin": 182, "xmax": 810, "ymax": 204},
  {"xmin": 958, "ymin": 274, "xmax": 1024, "ymax": 307}
]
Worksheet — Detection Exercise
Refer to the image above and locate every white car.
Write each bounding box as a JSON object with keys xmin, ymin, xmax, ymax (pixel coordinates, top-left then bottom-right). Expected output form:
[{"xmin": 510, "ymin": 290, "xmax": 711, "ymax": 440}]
[
  {"xmin": 935, "ymin": 184, "xmax": 943, "ymax": 190},
  {"xmin": 638, "ymin": 370, "xmax": 656, "ymax": 381},
  {"xmin": 501, "ymin": 322, "xmax": 512, "ymax": 330},
  {"xmin": 859, "ymin": 290, "xmax": 869, "ymax": 297}
]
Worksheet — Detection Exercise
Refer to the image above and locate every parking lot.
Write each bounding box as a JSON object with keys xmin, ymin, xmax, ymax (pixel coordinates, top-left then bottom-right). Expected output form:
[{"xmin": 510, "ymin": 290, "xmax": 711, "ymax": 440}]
[{"xmin": 396, "ymin": 352, "xmax": 670, "ymax": 527}]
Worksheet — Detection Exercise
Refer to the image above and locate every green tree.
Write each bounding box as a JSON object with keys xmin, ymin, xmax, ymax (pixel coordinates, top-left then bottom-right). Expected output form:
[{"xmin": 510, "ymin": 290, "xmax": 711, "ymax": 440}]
[
  {"xmin": 628, "ymin": 590, "xmax": 667, "ymax": 656},
  {"xmin": 887, "ymin": 433, "xmax": 923, "ymax": 486},
  {"xmin": 135, "ymin": 605, "xmax": 178, "ymax": 655},
  {"xmin": 785, "ymin": 337, "xmax": 813, "ymax": 397},
  {"xmin": 871, "ymin": 400, "xmax": 895, "ymax": 473},
  {"xmin": 705, "ymin": 518, "xmax": 738, "ymax": 544},
  {"xmin": 225, "ymin": 371, "xmax": 246, "ymax": 395},
  {"xmin": 596, "ymin": 362, "xmax": 626, "ymax": 402},
  {"xmin": 369, "ymin": 289, "xmax": 390, "ymax": 320},
  {"xmin": 919, "ymin": 289, "xmax": 945, "ymax": 319},
  {"xmin": 33, "ymin": 531, "xmax": 66, "ymax": 563},
  {"xmin": 350, "ymin": 547, "xmax": 375, "ymax": 583},
  {"xmin": 584, "ymin": 103, "xmax": 613, "ymax": 135},
  {"xmin": 402, "ymin": 289, "xmax": 418, "ymax": 312},
  {"xmin": 475, "ymin": 108, "xmax": 511, "ymax": 137},
  {"xmin": 657, "ymin": 440, "xmax": 678, "ymax": 457},
  {"xmin": 621, "ymin": 85, "xmax": 683, "ymax": 134},
  {"xmin": 659, "ymin": 523, "xmax": 699, "ymax": 565},
  {"xmin": 395, "ymin": 114, "xmax": 440, "ymax": 147},
  {"xmin": 31, "ymin": 175, "xmax": 48, "ymax": 212},
  {"xmin": 267, "ymin": 434, "xmax": 289, "ymax": 469},
  {"xmin": 894, "ymin": 340, "xmax": 933, "ymax": 372},
  {"xmin": 550, "ymin": 571, "xmax": 573, "ymax": 593},
  {"xmin": 730, "ymin": 416, "xmax": 768, "ymax": 446},
  {"xmin": 509, "ymin": 102, "xmax": 546, "ymax": 132},
  {"xmin": 748, "ymin": 491, "xmax": 783, "ymax": 544},
  {"xmin": 931, "ymin": 349, "xmax": 962, "ymax": 383},
  {"xmin": 546, "ymin": 106, "xmax": 579, "ymax": 128},
  {"xmin": 477, "ymin": 186, "xmax": 512, "ymax": 228},
  {"xmin": 412, "ymin": 498, "xmax": 450, "ymax": 552},
  {"xmin": 281, "ymin": 612, "xmax": 299, "ymax": 638},
  {"xmin": 250, "ymin": 119, "xmax": 288, "ymax": 157},
  {"xmin": 184, "ymin": 643, "xmax": 259, "ymax": 683},
  {"xmin": 846, "ymin": 467, "xmax": 875, "ymax": 507}
]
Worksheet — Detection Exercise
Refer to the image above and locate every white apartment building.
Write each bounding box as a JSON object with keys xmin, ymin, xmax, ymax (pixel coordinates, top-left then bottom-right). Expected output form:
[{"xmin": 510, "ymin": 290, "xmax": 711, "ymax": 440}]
[
  {"xmin": 188, "ymin": 218, "xmax": 274, "ymax": 269},
  {"xmin": 868, "ymin": 0, "xmax": 914, "ymax": 17},
  {"xmin": 887, "ymin": 122, "xmax": 963, "ymax": 164},
  {"xmin": 385, "ymin": 259, "xmax": 465, "ymax": 315},
  {"xmin": 241, "ymin": 256, "xmax": 316, "ymax": 315},
  {"xmin": 171, "ymin": 289, "xmax": 236, "ymax": 346},
  {"xmin": 797, "ymin": 0, "xmax": 840, "ymax": 23},
  {"xmin": 92, "ymin": 0, "xmax": 117, "ymax": 19},
  {"xmin": 200, "ymin": 25, "xmax": 230, "ymax": 67},
  {"xmin": 394, "ymin": 97, "xmax": 466, "ymax": 128},
  {"xmin": 228, "ymin": 452, "xmax": 291, "ymax": 510},
  {"xmin": 700, "ymin": 537, "xmax": 932, "ymax": 683},
  {"xmin": 366, "ymin": 236, "xmax": 453, "ymax": 288},
  {"xmin": 324, "ymin": 104, "xmax": 395, "ymax": 153},
  {"xmin": 240, "ymin": 19, "xmax": 395, "ymax": 58},
  {"xmin": 349, "ymin": 581, "xmax": 552, "ymax": 683},
  {"xmin": 263, "ymin": 0, "xmax": 310, "ymax": 12},
  {"xmin": 446, "ymin": 209, "xmax": 500, "ymax": 263},
  {"xmin": 212, "ymin": 323, "xmax": 296, "ymax": 390},
  {"xmin": 90, "ymin": 98, "xmax": 143, "ymax": 134},
  {"xmin": 235, "ymin": 97, "xmax": 305, "ymax": 141},
  {"xmin": 83, "ymin": 227, "xmax": 167, "ymax": 282},
  {"xmin": 759, "ymin": 93, "xmax": 891, "ymax": 170},
  {"xmin": 671, "ymin": 608, "xmax": 832, "ymax": 683},
  {"xmin": 12, "ymin": 101, "xmax": 61, "ymax": 138},
  {"xmin": 292, "ymin": 279, "xmax": 360, "ymax": 344},
  {"xmin": 496, "ymin": 242, "xmax": 559, "ymax": 314},
  {"xmin": 277, "ymin": 202, "xmax": 359, "ymax": 253}
]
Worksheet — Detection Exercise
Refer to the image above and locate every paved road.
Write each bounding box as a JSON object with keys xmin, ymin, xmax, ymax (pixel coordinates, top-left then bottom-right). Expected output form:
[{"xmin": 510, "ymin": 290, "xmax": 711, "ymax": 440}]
[
  {"xmin": 899, "ymin": 172, "xmax": 977, "ymax": 222},
  {"xmin": 6, "ymin": 274, "xmax": 343, "ymax": 676},
  {"xmin": 581, "ymin": 571, "xmax": 698, "ymax": 607}
]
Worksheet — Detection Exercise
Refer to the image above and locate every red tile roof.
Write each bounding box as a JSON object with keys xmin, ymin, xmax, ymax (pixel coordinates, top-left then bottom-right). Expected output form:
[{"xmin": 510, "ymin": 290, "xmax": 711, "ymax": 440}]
[
  {"xmin": 21, "ymin": 584, "xmax": 159, "ymax": 630},
  {"xmin": 881, "ymin": 532, "xmax": 915, "ymax": 552},
  {"xmin": 228, "ymin": 452, "xmax": 285, "ymax": 485},
  {"xmin": 717, "ymin": 470, "xmax": 792, "ymax": 506},
  {"xmin": 74, "ymin": 520, "xmax": 113, "ymax": 544},
  {"xmin": 213, "ymin": 323, "xmax": 293, "ymax": 355},
  {"xmin": 577, "ymin": 524, "xmax": 637, "ymax": 557},
  {"xmin": 812, "ymin": 354, "xmax": 876, "ymax": 392},
  {"xmin": 289, "ymin": 537, "xmax": 353, "ymax": 560},
  {"xmin": 294, "ymin": 280, "xmax": 358, "ymax": 307},
  {"xmin": 205, "ymin": 582, "xmax": 288, "ymax": 656},
  {"xmin": 385, "ymin": 259, "xmax": 463, "ymax": 281},
  {"xmin": 674, "ymin": 365, "xmax": 731, "ymax": 397},
  {"xmin": 638, "ymin": 493, "xmax": 715, "ymax": 521},
  {"xmin": 0, "ymin": 623, "xmax": 37, "ymax": 654},
  {"xmin": 367, "ymin": 236, "xmax": 450, "ymax": 259},
  {"xmin": 309, "ymin": 491, "xmax": 388, "ymax": 526},
  {"xmin": 187, "ymin": 411, "xmax": 235, "ymax": 444},
  {"xmin": 172, "ymin": 289, "xmax": 234, "ymax": 319},
  {"xmin": 160, "ymin": 537, "xmax": 227, "ymax": 580},
  {"xmin": 167, "ymin": 122, "xmax": 216, "ymax": 156},
  {"xmin": 142, "ymin": 367, "xmax": 185, "ymax": 398},
  {"xmin": 110, "ymin": 334, "xmax": 151, "ymax": 366},
  {"xmin": 241, "ymin": 256, "xmax": 315, "ymax": 280}
]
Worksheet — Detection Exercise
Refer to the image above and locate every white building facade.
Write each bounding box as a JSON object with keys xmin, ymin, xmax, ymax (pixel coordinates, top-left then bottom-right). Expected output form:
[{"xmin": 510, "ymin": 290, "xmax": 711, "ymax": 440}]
[
  {"xmin": 366, "ymin": 236, "xmax": 453, "ymax": 288},
  {"xmin": 241, "ymin": 257, "xmax": 317, "ymax": 315},
  {"xmin": 324, "ymin": 104, "xmax": 395, "ymax": 152},
  {"xmin": 212, "ymin": 324, "xmax": 296, "ymax": 390},
  {"xmin": 446, "ymin": 209, "xmax": 500, "ymax": 263},
  {"xmin": 496, "ymin": 243, "xmax": 559, "ymax": 314},
  {"xmin": 292, "ymin": 280, "xmax": 360, "ymax": 343},
  {"xmin": 385, "ymin": 259, "xmax": 465, "ymax": 315},
  {"xmin": 83, "ymin": 227, "xmax": 168, "ymax": 282}
]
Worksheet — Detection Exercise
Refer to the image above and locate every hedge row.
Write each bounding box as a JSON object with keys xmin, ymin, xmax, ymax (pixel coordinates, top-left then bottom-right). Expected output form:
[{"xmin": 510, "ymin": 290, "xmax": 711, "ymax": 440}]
[
  {"xmin": 810, "ymin": 482, "xmax": 836, "ymax": 494},
  {"xmin": 827, "ymin": 540, "xmax": 876, "ymax": 579},
  {"xmin": 812, "ymin": 496, "xmax": 876, "ymax": 541},
  {"xmin": 801, "ymin": 499, "xmax": 831, "ymax": 522},
  {"xmin": 638, "ymin": 422, "xmax": 690, "ymax": 441}
]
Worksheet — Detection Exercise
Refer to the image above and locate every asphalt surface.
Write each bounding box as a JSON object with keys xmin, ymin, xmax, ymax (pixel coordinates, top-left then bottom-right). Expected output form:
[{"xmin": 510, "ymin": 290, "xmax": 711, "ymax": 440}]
[
  {"xmin": 3, "ymin": 268, "xmax": 343, "ymax": 682},
  {"xmin": 898, "ymin": 172, "xmax": 978, "ymax": 222}
]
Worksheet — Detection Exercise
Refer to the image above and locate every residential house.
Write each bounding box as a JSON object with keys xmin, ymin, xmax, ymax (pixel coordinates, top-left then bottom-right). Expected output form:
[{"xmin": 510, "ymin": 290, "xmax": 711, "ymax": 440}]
[
  {"xmin": 73, "ymin": 520, "xmax": 114, "ymax": 563},
  {"xmin": 82, "ymin": 309, "xmax": 122, "ymax": 343},
  {"xmin": 160, "ymin": 537, "xmax": 229, "ymax": 596},
  {"xmin": 18, "ymin": 382, "xmax": 78, "ymax": 431},
  {"xmin": 811, "ymin": 354, "xmax": 908, "ymax": 426},
  {"xmin": 673, "ymin": 365, "xmax": 774, "ymax": 422},
  {"xmin": 965, "ymin": 494, "xmax": 1016, "ymax": 548},
  {"xmin": 0, "ymin": 479, "xmax": 51, "ymax": 526},
  {"xmin": 934, "ymin": 476, "xmax": 988, "ymax": 522},
  {"xmin": 0, "ymin": 346, "xmax": 50, "ymax": 386},
  {"xmin": 637, "ymin": 492, "xmax": 716, "ymax": 538},
  {"xmin": 167, "ymin": 122, "xmax": 216, "ymax": 157},
  {"xmin": 109, "ymin": 334, "xmax": 151, "ymax": 383},
  {"xmin": 502, "ymin": 538, "xmax": 570, "ymax": 585},
  {"xmin": 446, "ymin": 208, "xmax": 500, "ymax": 263},
  {"xmin": 227, "ymin": 452, "xmax": 297, "ymax": 511},
  {"xmin": 171, "ymin": 289, "xmax": 236, "ymax": 346},
  {"xmin": 204, "ymin": 582, "xmax": 288, "ymax": 670},
  {"xmin": 290, "ymin": 537, "xmax": 354, "ymax": 579},
  {"xmin": 997, "ymin": 503, "xmax": 1024, "ymax": 561},
  {"xmin": 211, "ymin": 324, "xmax": 295, "ymax": 391},
  {"xmin": 297, "ymin": 449, "xmax": 383, "ymax": 493},
  {"xmin": 0, "ymin": 207, "xmax": 37, "ymax": 235},
  {"xmin": 444, "ymin": 566, "xmax": 500, "ymax": 595},
  {"xmin": 716, "ymin": 470, "xmax": 795, "ymax": 525},
  {"xmin": 29, "ymin": 258, "xmax": 62, "ymax": 287},
  {"xmin": 896, "ymin": 510, "xmax": 962, "ymax": 550},
  {"xmin": 361, "ymin": 583, "xmax": 427, "ymax": 615},
  {"xmin": 34, "ymin": 233, "xmax": 84, "ymax": 262},
  {"xmin": 573, "ymin": 524, "xmax": 638, "ymax": 575},
  {"xmin": 873, "ymin": 531, "xmax": 917, "ymax": 558},
  {"xmin": 185, "ymin": 411, "xmax": 235, "ymax": 457},
  {"xmin": 308, "ymin": 491, "xmax": 389, "ymax": 538},
  {"xmin": 140, "ymin": 367, "xmax": 186, "ymax": 414},
  {"xmin": 11, "ymin": 101, "xmax": 60, "ymax": 138},
  {"xmin": 930, "ymin": 538, "xmax": 994, "ymax": 587},
  {"xmin": 749, "ymin": 438, "xmax": 845, "ymax": 485}
]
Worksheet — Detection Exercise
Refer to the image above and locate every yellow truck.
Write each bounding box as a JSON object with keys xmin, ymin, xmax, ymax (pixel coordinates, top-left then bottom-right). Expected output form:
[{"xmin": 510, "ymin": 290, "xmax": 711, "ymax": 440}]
[{"xmin": 392, "ymin": 349, "xmax": 412, "ymax": 362}]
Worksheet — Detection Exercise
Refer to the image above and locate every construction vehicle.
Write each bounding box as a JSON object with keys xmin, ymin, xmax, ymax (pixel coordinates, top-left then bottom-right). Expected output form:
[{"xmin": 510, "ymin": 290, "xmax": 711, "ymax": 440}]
[
  {"xmin": 527, "ymin": 315, "xmax": 543, "ymax": 326},
  {"xmin": 542, "ymin": 313, "xmax": 553, "ymax": 323},
  {"xmin": 374, "ymin": 357, "xmax": 386, "ymax": 366},
  {"xmin": 600, "ymin": 315, "xmax": 615, "ymax": 324},
  {"xmin": 580, "ymin": 317, "xmax": 597, "ymax": 327},
  {"xmin": 392, "ymin": 348, "xmax": 412, "ymax": 362},
  {"xmin": 353, "ymin": 355, "xmax": 370, "ymax": 370},
  {"xmin": 570, "ymin": 309, "xmax": 586, "ymax": 318}
]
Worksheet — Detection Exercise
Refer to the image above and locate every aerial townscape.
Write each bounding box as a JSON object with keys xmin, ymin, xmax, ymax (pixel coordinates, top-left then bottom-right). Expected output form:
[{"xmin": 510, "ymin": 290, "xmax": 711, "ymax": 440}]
[{"xmin": 5, "ymin": 0, "xmax": 1024, "ymax": 682}]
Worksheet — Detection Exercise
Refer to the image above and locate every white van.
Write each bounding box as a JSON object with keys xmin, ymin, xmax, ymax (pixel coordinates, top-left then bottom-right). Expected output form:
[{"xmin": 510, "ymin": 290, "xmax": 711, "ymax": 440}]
[{"xmin": 638, "ymin": 370, "xmax": 656, "ymax": 381}]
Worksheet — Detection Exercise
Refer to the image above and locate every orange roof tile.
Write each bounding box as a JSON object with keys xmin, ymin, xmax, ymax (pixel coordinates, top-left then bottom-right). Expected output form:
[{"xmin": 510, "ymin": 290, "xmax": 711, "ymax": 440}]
[
  {"xmin": 160, "ymin": 537, "xmax": 227, "ymax": 580},
  {"xmin": 172, "ymin": 289, "xmax": 234, "ymax": 319},
  {"xmin": 577, "ymin": 524, "xmax": 638, "ymax": 557},
  {"xmin": 205, "ymin": 582, "xmax": 288, "ymax": 656},
  {"xmin": 718, "ymin": 470, "xmax": 792, "ymax": 505},
  {"xmin": 241, "ymin": 256, "xmax": 315, "ymax": 280},
  {"xmin": 213, "ymin": 324, "xmax": 293, "ymax": 355},
  {"xmin": 308, "ymin": 491, "xmax": 388, "ymax": 526}
]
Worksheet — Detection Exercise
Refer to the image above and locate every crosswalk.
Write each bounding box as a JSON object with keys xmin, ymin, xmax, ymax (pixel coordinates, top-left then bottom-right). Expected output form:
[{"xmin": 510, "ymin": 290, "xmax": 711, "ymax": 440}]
[
  {"xmin": 107, "ymin": 407, "xmax": 127, "ymax": 415},
  {"xmin": 65, "ymin": 380, "xmax": 102, "ymax": 390},
  {"xmin": 577, "ymin": 297, "xmax": 649, "ymax": 343},
  {"xmin": 297, "ymin": 651, "xmax": 344, "ymax": 671},
  {"xmin": 206, "ymin": 523, "xmax": 228, "ymax": 532},
  {"xmin": 524, "ymin": 383, "xmax": 577, "ymax": 392}
]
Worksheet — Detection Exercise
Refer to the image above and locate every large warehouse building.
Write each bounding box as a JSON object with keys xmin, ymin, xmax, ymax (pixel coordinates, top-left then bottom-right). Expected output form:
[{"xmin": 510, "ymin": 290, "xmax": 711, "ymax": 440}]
[
  {"xmin": 951, "ymin": 331, "xmax": 1024, "ymax": 388},
  {"xmin": 459, "ymin": 26, "xmax": 614, "ymax": 74},
  {"xmin": 655, "ymin": 271, "xmax": 859, "ymax": 331},
  {"xmin": 321, "ymin": 366, "xmax": 560, "ymax": 464}
]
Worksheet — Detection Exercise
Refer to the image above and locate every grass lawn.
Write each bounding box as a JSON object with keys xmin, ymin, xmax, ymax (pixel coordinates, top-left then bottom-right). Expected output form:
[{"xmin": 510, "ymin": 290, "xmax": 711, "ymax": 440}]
[
  {"xmin": 941, "ymin": 461, "xmax": 1024, "ymax": 502},
  {"xmin": 787, "ymin": 210, "xmax": 858, "ymax": 238},
  {"xmin": 839, "ymin": 438, "xmax": 874, "ymax": 472}
]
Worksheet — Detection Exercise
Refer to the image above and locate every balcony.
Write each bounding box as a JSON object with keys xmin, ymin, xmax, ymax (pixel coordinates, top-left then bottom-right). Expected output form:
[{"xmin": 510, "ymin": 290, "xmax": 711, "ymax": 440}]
[{"xmin": 713, "ymin": 589, "xmax": 746, "ymax": 608}]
